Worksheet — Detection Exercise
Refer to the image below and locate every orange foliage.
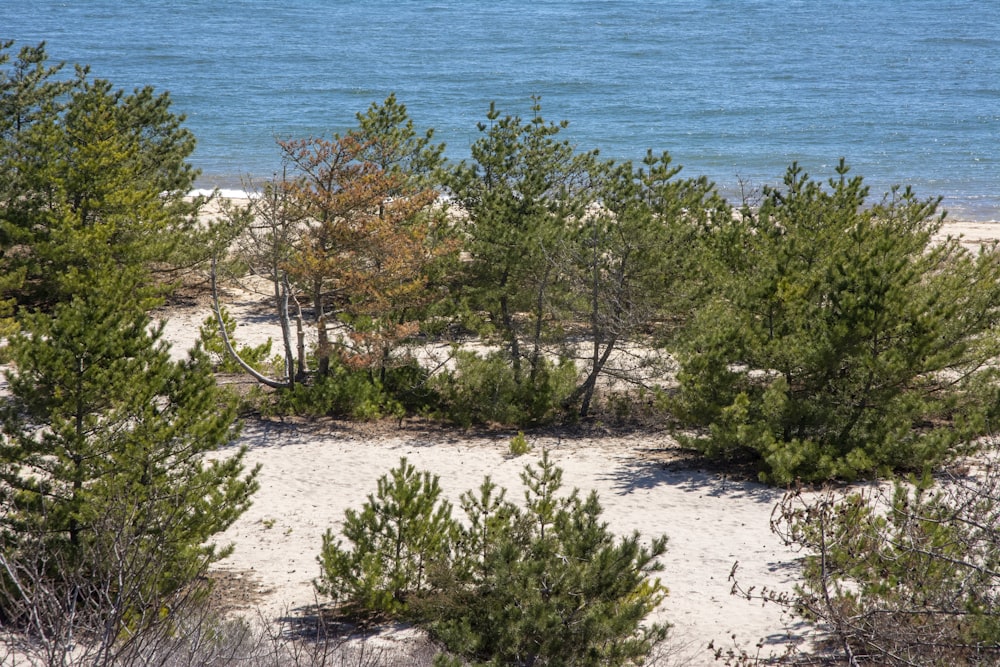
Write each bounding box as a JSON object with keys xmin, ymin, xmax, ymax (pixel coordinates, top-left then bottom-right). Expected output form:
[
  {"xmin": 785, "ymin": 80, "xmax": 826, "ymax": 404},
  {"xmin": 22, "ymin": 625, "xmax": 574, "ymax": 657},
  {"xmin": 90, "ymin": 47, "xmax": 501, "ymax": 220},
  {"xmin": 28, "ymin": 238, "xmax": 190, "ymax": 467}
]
[{"xmin": 278, "ymin": 136, "xmax": 456, "ymax": 372}]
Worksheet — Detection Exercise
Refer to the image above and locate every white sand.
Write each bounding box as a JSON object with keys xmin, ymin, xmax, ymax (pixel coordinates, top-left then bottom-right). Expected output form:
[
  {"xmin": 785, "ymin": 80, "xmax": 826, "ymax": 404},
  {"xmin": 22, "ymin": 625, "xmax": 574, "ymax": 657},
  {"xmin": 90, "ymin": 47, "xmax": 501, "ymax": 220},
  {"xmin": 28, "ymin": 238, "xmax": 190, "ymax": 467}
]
[{"xmin": 160, "ymin": 286, "xmax": 808, "ymax": 665}]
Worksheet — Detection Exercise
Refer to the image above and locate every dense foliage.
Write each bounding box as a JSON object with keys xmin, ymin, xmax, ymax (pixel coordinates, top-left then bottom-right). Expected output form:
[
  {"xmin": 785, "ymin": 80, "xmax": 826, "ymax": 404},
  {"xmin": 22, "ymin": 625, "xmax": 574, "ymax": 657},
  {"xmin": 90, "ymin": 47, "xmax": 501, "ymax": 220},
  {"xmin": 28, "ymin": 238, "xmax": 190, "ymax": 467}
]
[
  {"xmin": 316, "ymin": 454, "xmax": 669, "ymax": 666},
  {"xmin": 0, "ymin": 273, "xmax": 260, "ymax": 662},
  {"xmin": 430, "ymin": 350, "xmax": 578, "ymax": 427},
  {"xmin": 210, "ymin": 93, "xmax": 1000, "ymax": 485},
  {"xmin": 317, "ymin": 458, "xmax": 456, "ymax": 616},
  {"xmin": 0, "ymin": 41, "xmax": 206, "ymax": 310},
  {"xmin": 673, "ymin": 162, "xmax": 1000, "ymax": 482},
  {"xmin": 0, "ymin": 42, "xmax": 258, "ymax": 663},
  {"xmin": 445, "ymin": 99, "xmax": 595, "ymax": 398}
]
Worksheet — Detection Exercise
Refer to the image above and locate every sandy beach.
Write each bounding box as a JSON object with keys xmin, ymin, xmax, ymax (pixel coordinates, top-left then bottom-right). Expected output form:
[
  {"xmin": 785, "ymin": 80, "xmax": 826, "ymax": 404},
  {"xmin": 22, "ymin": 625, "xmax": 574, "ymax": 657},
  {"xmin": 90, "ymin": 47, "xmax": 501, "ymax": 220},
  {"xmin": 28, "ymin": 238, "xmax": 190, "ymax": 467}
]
[
  {"xmin": 4, "ymin": 5, "xmax": 998, "ymax": 659},
  {"xmin": 209, "ymin": 423, "xmax": 805, "ymax": 665},
  {"xmin": 152, "ymin": 213, "xmax": 998, "ymax": 665}
]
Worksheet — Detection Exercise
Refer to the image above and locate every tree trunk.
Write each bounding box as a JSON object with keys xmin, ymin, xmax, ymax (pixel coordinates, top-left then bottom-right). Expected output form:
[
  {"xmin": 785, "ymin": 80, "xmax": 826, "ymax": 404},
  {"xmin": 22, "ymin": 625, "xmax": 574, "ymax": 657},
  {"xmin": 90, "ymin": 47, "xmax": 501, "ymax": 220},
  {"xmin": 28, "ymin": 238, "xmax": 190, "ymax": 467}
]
[
  {"xmin": 210, "ymin": 257, "xmax": 291, "ymax": 389},
  {"xmin": 500, "ymin": 294, "xmax": 522, "ymax": 384}
]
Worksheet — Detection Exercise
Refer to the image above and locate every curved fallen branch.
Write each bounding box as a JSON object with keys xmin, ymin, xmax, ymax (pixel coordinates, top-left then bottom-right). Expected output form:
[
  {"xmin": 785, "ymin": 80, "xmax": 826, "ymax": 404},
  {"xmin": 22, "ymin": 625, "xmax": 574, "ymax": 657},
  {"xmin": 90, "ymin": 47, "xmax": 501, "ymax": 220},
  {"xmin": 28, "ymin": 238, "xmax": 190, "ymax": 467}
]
[{"xmin": 210, "ymin": 255, "xmax": 292, "ymax": 389}]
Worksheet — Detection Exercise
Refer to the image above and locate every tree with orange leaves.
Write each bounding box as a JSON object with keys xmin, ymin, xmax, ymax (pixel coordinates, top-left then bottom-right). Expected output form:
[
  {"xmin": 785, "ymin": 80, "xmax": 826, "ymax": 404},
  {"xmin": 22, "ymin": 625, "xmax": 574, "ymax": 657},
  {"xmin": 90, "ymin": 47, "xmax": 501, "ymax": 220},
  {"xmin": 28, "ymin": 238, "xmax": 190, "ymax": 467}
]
[{"xmin": 279, "ymin": 124, "xmax": 455, "ymax": 381}]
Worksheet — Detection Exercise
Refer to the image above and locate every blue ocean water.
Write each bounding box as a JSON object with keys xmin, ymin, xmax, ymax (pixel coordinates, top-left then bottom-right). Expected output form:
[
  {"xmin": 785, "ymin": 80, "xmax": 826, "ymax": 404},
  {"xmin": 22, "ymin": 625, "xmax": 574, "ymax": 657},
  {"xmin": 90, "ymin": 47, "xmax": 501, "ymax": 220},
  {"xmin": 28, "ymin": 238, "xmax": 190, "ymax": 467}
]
[{"xmin": 5, "ymin": 1, "xmax": 999, "ymax": 219}]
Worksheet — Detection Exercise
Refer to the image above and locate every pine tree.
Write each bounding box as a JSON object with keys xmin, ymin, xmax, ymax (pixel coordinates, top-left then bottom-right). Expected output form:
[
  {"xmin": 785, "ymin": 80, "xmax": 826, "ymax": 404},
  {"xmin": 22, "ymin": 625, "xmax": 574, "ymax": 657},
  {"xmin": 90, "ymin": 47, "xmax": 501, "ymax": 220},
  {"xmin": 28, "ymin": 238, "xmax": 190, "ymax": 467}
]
[
  {"xmin": 317, "ymin": 457, "xmax": 456, "ymax": 616},
  {"xmin": 0, "ymin": 269, "xmax": 259, "ymax": 654},
  {"xmin": 351, "ymin": 93, "xmax": 446, "ymax": 190},
  {"xmin": 675, "ymin": 161, "xmax": 1000, "ymax": 482},
  {"xmin": 423, "ymin": 451, "xmax": 669, "ymax": 666},
  {"xmin": 0, "ymin": 41, "xmax": 82, "ymax": 334},
  {"xmin": 279, "ymin": 131, "xmax": 453, "ymax": 379},
  {"xmin": 446, "ymin": 99, "xmax": 596, "ymax": 388},
  {"xmin": 0, "ymin": 41, "xmax": 203, "ymax": 308},
  {"xmin": 316, "ymin": 454, "xmax": 669, "ymax": 665},
  {"xmin": 212, "ymin": 95, "xmax": 453, "ymax": 389},
  {"xmin": 561, "ymin": 151, "xmax": 722, "ymax": 416}
]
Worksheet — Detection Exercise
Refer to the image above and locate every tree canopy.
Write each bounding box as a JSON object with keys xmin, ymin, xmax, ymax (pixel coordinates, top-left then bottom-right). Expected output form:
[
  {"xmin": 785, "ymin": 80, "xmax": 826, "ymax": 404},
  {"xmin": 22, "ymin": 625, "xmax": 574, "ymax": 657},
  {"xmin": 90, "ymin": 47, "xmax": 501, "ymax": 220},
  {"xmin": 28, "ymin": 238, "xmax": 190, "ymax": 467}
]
[
  {"xmin": 214, "ymin": 97, "xmax": 1000, "ymax": 487},
  {"xmin": 675, "ymin": 161, "xmax": 1000, "ymax": 482},
  {"xmin": 0, "ymin": 42, "xmax": 258, "ymax": 662},
  {"xmin": 0, "ymin": 266, "xmax": 259, "ymax": 662},
  {"xmin": 0, "ymin": 40, "xmax": 204, "ymax": 309}
]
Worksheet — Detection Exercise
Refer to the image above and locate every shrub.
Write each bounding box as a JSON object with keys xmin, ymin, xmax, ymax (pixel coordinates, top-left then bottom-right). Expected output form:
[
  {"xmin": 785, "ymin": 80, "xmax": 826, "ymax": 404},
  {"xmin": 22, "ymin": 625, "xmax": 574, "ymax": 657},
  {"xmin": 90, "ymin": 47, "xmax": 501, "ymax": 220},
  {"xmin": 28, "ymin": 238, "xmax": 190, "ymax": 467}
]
[
  {"xmin": 198, "ymin": 307, "xmax": 276, "ymax": 374},
  {"xmin": 318, "ymin": 454, "xmax": 670, "ymax": 665},
  {"xmin": 418, "ymin": 451, "xmax": 669, "ymax": 666},
  {"xmin": 316, "ymin": 458, "xmax": 457, "ymax": 617},
  {"xmin": 730, "ymin": 453, "xmax": 1000, "ymax": 665},
  {"xmin": 269, "ymin": 360, "xmax": 407, "ymax": 422},
  {"xmin": 0, "ymin": 275, "xmax": 258, "ymax": 657},
  {"xmin": 380, "ymin": 357, "xmax": 441, "ymax": 415},
  {"xmin": 264, "ymin": 354, "xmax": 439, "ymax": 421},
  {"xmin": 674, "ymin": 163, "xmax": 1000, "ymax": 483},
  {"xmin": 508, "ymin": 431, "xmax": 531, "ymax": 456},
  {"xmin": 432, "ymin": 350, "xmax": 577, "ymax": 427}
]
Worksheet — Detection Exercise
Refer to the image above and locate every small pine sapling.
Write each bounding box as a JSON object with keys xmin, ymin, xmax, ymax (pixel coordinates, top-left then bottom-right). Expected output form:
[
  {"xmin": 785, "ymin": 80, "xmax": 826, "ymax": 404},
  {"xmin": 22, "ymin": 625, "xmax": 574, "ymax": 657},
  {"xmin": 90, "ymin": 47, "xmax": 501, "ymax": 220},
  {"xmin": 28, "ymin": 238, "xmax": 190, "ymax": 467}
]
[
  {"xmin": 316, "ymin": 458, "xmax": 457, "ymax": 617},
  {"xmin": 508, "ymin": 430, "xmax": 531, "ymax": 456}
]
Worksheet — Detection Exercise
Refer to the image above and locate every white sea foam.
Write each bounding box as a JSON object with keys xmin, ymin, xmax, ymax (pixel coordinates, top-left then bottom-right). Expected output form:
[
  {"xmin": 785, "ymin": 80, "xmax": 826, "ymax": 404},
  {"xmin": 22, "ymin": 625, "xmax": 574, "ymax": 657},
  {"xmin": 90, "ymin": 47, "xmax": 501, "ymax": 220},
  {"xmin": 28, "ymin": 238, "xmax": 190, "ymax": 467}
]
[{"xmin": 189, "ymin": 188, "xmax": 256, "ymax": 200}]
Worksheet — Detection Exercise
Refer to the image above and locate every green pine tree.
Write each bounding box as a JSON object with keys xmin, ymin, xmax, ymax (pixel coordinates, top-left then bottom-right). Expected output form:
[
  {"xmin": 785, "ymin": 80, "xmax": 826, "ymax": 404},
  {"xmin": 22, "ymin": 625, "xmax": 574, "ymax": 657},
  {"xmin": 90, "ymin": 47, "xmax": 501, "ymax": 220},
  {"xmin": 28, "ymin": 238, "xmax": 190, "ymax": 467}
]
[
  {"xmin": 0, "ymin": 269, "xmax": 259, "ymax": 645},
  {"xmin": 421, "ymin": 452, "xmax": 669, "ymax": 667},
  {"xmin": 446, "ymin": 99, "xmax": 595, "ymax": 390},
  {"xmin": 0, "ymin": 41, "xmax": 204, "ymax": 308},
  {"xmin": 317, "ymin": 457, "xmax": 457, "ymax": 616},
  {"xmin": 561, "ymin": 151, "xmax": 723, "ymax": 416},
  {"xmin": 351, "ymin": 92, "xmax": 446, "ymax": 190},
  {"xmin": 316, "ymin": 454, "xmax": 669, "ymax": 665},
  {"xmin": 675, "ymin": 161, "xmax": 1000, "ymax": 482},
  {"xmin": 0, "ymin": 41, "xmax": 83, "ymax": 336}
]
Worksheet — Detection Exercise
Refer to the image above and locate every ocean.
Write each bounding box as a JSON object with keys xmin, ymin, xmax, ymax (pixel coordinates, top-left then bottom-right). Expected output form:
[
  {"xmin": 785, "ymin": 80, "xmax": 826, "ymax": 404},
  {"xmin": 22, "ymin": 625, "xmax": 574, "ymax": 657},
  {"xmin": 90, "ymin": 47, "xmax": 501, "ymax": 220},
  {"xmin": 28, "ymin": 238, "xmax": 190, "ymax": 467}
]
[{"xmin": 5, "ymin": 1, "xmax": 999, "ymax": 220}]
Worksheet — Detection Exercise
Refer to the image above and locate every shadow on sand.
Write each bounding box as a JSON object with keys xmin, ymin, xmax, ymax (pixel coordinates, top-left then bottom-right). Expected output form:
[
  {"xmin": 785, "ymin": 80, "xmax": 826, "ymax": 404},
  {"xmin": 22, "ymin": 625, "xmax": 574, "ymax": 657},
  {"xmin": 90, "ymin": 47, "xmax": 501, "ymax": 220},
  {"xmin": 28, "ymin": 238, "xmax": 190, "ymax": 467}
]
[{"xmin": 602, "ymin": 453, "xmax": 787, "ymax": 506}]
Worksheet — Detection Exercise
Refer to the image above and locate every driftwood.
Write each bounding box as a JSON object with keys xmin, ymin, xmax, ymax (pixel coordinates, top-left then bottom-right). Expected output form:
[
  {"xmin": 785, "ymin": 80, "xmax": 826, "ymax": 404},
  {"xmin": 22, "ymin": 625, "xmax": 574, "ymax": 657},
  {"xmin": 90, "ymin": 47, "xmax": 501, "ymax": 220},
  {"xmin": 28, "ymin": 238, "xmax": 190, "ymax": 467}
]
[{"xmin": 210, "ymin": 255, "xmax": 304, "ymax": 389}]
